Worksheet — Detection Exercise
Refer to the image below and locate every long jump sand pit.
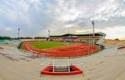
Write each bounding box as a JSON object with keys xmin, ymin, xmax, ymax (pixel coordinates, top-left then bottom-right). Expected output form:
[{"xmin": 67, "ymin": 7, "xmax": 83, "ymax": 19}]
[{"xmin": 22, "ymin": 41, "xmax": 99, "ymax": 57}]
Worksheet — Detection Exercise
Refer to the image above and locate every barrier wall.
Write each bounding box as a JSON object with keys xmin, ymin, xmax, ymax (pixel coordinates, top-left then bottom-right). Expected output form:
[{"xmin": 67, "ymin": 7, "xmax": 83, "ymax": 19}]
[
  {"xmin": 118, "ymin": 46, "xmax": 125, "ymax": 49},
  {"xmin": 41, "ymin": 65, "xmax": 83, "ymax": 75}
]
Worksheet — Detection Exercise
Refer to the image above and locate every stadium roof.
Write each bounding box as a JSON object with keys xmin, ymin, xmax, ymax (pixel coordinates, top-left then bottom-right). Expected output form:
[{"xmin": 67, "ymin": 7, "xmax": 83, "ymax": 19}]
[{"xmin": 50, "ymin": 32, "xmax": 106, "ymax": 37}]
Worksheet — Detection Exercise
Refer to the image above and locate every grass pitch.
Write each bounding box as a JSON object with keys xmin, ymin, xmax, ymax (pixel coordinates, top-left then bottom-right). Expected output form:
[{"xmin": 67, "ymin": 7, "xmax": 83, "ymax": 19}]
[{"xmin": 29, "ymin": 41, "xmax": 74, "ymax": 49}]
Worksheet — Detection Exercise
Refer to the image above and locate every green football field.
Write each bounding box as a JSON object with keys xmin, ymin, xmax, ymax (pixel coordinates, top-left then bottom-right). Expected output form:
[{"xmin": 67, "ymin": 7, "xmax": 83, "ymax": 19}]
[{"xmin": 29, "ymin": 41, "xmax": 75, "ymax": 49}]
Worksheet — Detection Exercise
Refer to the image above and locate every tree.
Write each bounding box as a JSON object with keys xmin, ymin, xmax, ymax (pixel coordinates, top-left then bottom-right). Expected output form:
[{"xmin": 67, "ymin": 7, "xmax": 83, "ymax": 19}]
[{"xmin": 115, "ymin": 38, "xmax": 119, "ymax": 40}]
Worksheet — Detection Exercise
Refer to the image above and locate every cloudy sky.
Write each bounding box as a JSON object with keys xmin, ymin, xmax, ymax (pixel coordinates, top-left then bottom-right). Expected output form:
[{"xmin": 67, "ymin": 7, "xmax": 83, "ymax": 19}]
[{"xmin": 0, "ymin": 0, "xmax": 125, "ymax": 39}]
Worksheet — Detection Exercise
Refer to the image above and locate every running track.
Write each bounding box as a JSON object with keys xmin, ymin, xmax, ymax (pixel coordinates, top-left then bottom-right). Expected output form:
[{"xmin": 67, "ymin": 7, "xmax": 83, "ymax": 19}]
[{"xmin": 22, "ymin": 41, "xmax": 99, "ymax": 57}]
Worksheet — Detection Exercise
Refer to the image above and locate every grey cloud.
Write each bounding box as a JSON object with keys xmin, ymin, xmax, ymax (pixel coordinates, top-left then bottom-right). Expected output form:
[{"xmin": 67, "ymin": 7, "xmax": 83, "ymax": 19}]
[{"xmin": 0, "ymin": 0, "xmax": 125, "ymax": 38}]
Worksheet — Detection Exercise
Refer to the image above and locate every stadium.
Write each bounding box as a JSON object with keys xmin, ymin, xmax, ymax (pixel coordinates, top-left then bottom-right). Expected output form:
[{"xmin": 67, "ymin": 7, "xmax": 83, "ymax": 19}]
[
  {"xmin": 19, "ymin": 32, "xmax": 105, "ymax": 57},
  {"xmin": 0, "ymin": 21, "xmax": 124, "ymax": 79},
  {"xmin": 1, "ymin": 0, "xmax": 125, "ymax": 80},
  {"xmin": 0, "ymin": 33, "xmax": 125, "ymax": 79}
]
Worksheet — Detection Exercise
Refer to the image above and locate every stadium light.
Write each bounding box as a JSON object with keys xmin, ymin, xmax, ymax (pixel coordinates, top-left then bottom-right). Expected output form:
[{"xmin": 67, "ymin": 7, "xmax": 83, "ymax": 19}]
[
  {"xmin": 92, "ymin": 21, "xmax": 95, "ymax": 44},
  {"xmin": 48, "ymin": 30, "xmax": 50, "ymax": 41},
  {"xmin": 18, "ymin": 28, "xmax": 20, "ymax": 39}
]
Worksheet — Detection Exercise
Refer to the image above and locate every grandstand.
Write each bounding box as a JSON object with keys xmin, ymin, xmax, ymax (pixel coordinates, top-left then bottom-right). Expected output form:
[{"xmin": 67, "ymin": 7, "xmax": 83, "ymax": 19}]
[{"xmin": 49, "ymin": 32, "xmax": 106, "ymax": 44}]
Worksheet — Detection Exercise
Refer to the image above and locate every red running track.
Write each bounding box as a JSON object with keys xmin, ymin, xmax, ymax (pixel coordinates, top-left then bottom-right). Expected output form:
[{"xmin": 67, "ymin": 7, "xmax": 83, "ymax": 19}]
[{"xmin": 22, "ymin": 41, "xmax": 99, "ymax": 57}]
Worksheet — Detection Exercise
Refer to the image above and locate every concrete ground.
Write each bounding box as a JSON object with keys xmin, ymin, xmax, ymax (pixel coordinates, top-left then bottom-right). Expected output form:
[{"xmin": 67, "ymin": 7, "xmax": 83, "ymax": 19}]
[{"xmin": 0, "ymin": 41, "xmax": 125, "ymax": 80}]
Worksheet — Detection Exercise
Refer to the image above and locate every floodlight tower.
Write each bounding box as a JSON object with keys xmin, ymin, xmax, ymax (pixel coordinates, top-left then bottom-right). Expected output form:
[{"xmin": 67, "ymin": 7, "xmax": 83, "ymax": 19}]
[
  {"xmin": 68, "ymin": 28, "xmax": 69, "ymax": 34},
  {"xmin": 92, "ymin": 21, "xmax": 95, "ymax": 44},
  {"xmin": 48, "ymin": 30, "xmax": 50, "ymax": 41},
  {"xmin": 18, "ymin": 28, "xmax": 20, "ymax": 39}
]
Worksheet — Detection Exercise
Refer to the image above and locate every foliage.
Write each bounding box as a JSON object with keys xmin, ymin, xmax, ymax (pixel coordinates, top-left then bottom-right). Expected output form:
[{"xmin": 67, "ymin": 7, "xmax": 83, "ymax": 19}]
[
  {"xmin": 19, "ymin": 37, "xmax": 33, "ymax": 39},
  {"xmin": 0, "ymin": 36, "xmax": 11, "ymax": 40},
  {"xmin": 34, "ymin": 37, "xmax": 47, "ymax": 39},
  {"xmin": 115, "ymin": 38, "xmax": 119, "ymax": 40}
]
